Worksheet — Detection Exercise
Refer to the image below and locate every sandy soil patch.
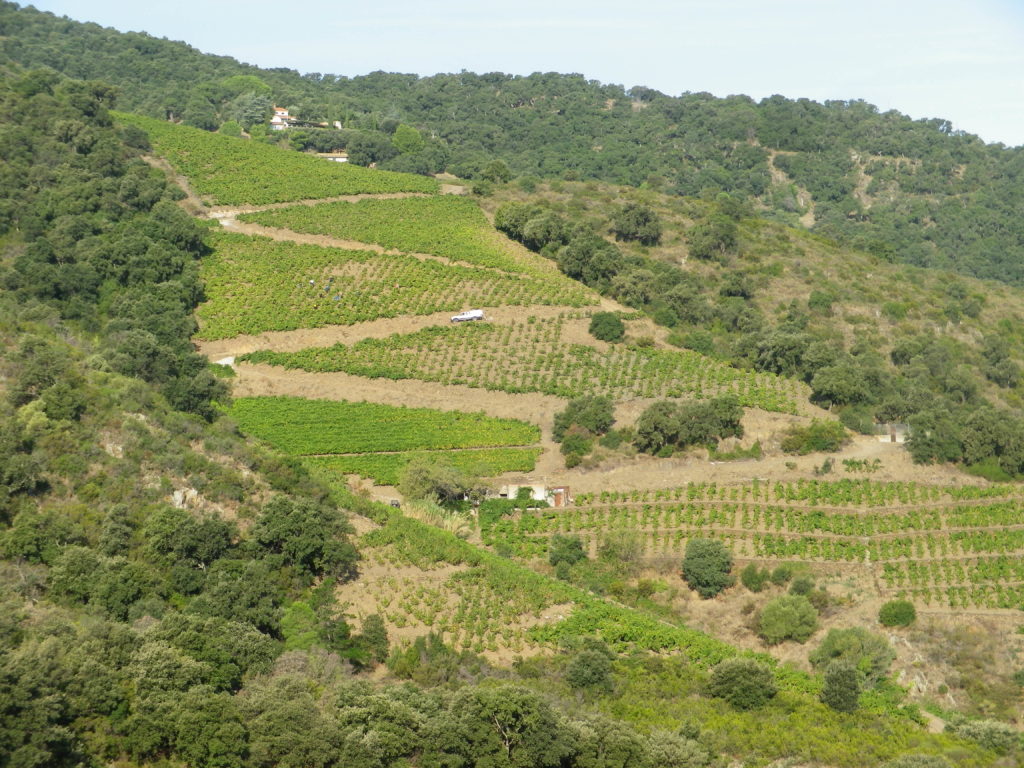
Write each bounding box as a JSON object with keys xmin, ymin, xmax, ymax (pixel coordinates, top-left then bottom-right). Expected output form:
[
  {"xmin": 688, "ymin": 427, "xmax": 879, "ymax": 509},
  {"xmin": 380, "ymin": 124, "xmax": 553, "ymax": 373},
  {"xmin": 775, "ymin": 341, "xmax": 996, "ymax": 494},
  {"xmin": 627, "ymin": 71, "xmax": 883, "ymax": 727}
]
[{"xmin": 559, "ymin": 434, "xmax": 975, "ymax": 494}]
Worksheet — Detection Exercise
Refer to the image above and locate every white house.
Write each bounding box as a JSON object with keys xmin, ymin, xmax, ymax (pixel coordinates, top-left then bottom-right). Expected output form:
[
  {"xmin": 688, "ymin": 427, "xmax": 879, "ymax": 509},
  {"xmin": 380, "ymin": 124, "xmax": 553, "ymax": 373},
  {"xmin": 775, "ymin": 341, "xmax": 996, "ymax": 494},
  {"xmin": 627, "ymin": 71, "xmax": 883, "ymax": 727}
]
[
  {"xmin": 497, "ymin": 484, "xmax": 571, "ymax": 508},
  {"xmin": 270, "ymin": 106, "xmax": 293, "ymax": 131}
]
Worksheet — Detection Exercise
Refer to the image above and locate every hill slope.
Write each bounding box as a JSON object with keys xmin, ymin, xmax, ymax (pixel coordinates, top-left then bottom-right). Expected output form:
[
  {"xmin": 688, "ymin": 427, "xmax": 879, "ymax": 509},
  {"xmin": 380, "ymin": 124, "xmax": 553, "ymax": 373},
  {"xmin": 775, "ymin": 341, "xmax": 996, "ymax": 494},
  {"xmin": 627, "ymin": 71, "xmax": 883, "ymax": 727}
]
[
  {"xmin": 4, "ymin": 24, "xmax": 1024, "ymax": 768},
  {"xmin": 2, "ymin": 1, "xmax": 1024, "ymax": 286}
]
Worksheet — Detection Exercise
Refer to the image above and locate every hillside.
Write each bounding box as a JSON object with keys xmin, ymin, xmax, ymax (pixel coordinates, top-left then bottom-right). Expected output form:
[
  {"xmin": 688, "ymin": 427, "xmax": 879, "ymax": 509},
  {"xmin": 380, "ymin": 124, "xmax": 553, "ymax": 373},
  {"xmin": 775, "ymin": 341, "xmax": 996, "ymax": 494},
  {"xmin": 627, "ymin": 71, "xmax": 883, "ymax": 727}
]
[
  {"xmin": 2, "ymin": 1, "xmax": 1024, "ymax": 287},
  {"xmin": 477, "ymin": 177, "xmax": 1024, "ymax": 481},
  {"xmin": 4, "ymin": 21, "xmax": 1024, "ymax": 768},
  {"xmin": 126, "ymin": 93, "xmax": 1024, "ymax": 752}
]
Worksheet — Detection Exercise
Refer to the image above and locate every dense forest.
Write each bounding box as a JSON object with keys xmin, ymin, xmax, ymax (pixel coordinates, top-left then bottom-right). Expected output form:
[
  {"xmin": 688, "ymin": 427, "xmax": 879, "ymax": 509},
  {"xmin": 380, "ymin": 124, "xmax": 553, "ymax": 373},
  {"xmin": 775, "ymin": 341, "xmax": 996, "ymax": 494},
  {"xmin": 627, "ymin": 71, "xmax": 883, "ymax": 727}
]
[{"xmin": 2, "ymin": 2, "xmax": 1024, "ymax": 286}]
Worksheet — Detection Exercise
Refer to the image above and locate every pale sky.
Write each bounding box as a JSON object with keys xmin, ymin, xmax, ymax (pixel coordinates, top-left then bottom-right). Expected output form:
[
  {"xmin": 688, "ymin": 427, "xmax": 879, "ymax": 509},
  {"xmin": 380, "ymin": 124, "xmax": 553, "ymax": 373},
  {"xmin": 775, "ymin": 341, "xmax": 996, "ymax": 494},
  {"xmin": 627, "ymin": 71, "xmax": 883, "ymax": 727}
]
[{"xmin": 26, "ymin": 0, "xmax": 1024, "ymax": 146}]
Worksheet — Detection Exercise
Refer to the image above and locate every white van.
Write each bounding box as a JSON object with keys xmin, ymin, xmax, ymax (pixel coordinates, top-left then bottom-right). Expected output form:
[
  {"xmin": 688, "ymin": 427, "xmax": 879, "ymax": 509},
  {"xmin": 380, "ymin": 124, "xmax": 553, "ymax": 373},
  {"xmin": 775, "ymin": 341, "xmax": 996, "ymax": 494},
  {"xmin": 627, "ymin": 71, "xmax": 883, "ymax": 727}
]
[{"xmin": 450, "ymin": 309, "xmax": 485, "ymax": 323}]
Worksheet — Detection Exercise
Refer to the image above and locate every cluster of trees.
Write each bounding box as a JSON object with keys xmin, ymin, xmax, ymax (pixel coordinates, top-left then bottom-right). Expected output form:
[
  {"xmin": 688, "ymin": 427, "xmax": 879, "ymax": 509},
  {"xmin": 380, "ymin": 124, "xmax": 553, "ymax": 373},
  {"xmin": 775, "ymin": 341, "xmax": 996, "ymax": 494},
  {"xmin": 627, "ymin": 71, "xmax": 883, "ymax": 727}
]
[
  {"xmin": 552, "ymin": 395, "xmax": 617, "ymax": 467},
  {"xmin": 551, "ymin": 392, "xmax": 746, "ymax": 466},
  {"xmin": 635, "ymin": 395, "xmax": 744, "ymax": 456},
  {"xmin": 0, "ymin": 68, "xmax": 226, "ymax": 420}
]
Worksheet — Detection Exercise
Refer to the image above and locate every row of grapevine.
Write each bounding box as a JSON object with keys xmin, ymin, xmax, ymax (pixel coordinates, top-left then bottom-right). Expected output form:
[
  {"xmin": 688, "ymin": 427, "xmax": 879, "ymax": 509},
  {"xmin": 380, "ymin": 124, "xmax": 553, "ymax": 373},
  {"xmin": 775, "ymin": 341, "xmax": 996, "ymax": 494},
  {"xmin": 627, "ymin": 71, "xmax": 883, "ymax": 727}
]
[
  {"xmin": 115, "ymin": 112, "xmax": 438, "ymax": 203},
  {"xmin": 241, "ymin": 196, "xmax": 563, "ymax": 278},
  {"xmin": 244, "ymin": 313, "xmax": 803, "ymax": 413},
  {"xmin": 229, "ymin": 396, "xmax": 540, "ymax": 454},
  {"xmin": 197, "ymin": 233, "xmax": 595, "ymax": 339},
  {"xmin": 306, "ymin": 448, "xmax": 541, "ymax": 486},
  {"xmin": 572, "ymin": 479, "xmax": 1024, "ymax": 508},
  {"xmin": 359, "ymin": 512, "xmax": 745, "ymax": 669},
  {"xmin": 484, "ymin": 523, "xmax": 1024, "ymax": 564},
  {"xmin": 484, "ymin": 501, "xmax": 1024, "ymax": 539}
]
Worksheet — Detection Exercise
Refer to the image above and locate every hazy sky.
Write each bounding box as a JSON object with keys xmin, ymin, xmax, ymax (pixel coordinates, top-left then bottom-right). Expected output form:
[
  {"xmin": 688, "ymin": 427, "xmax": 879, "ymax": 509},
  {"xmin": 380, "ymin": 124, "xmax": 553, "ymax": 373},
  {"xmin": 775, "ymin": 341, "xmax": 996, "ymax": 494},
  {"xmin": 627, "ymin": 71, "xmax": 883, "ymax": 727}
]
[{"xmin": 28, "ymin": 0, "xmax": 1024, "ymax": 146}]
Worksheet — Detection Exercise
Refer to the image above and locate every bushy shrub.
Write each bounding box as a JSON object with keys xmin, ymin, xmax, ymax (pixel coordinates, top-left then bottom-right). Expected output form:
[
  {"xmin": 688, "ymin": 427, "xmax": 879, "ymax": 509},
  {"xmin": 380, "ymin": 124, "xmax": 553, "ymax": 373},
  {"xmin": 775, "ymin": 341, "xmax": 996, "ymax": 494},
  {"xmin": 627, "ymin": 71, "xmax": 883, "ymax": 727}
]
[
  {"xmin": 598, "ymin": 532, "xmax": 643, "ymax": 567},
  {"xmin": 820, "ymin": 660, "xmax": 861, "ymax": 712},
  {"xmin": 946, "ymin": 716, "xmax": 1018, "ymax": 754},
  {"xmin": 634, "ymin": 395, "xmax": 743, "ymax": 454},
  {"xmin": 553, "ymin": 396, "xmax": 615, "ymax": 442},
  {"xmin": 789, "ymin": 575, "xmax": 815, "ymax": 595},
  {"xmin": 780, "ymin": 419, "xmax": 848, "ymax": 454},
  {"xmin": 565, "ymin": 649, "xmax": 612, "ymax": 691},
  {"xmin": 879, "ymin": 600, "xmax": 916, "ymax": 627},
  {"xmin": 549, "ymin": 534, "xmax": 586, "ymax": 568},
  {"xmin": 759, "ymin": 595, "xmax": 818, "ymax": 644},
  {"xmin": 611, "ymin": 203, "xmax": 662, "ymax": 246},
  {"xmin": 560, "ymin": 425, "xmax": 593, "ymax": 460},
  {"xmin": 809, "ymin": 627, "xmax": 895, "ymax": 684},
  {"xmin": 707, "ymin": 658, "xmax": 777, "ymax": 709},
  {"xmin": 770, "ymin": 564, "xmax": 793, "ymax": 585},
  {"xmin": 740, "ymin": 563, "xmax": 768, "ymax": 593},
  {"xmin": 589, "ymin": 312, "xmax": 626, "ymax": 342},
  {"xmin": 682, "ymin": 538, "xmax": 733, "ymax": 598}
]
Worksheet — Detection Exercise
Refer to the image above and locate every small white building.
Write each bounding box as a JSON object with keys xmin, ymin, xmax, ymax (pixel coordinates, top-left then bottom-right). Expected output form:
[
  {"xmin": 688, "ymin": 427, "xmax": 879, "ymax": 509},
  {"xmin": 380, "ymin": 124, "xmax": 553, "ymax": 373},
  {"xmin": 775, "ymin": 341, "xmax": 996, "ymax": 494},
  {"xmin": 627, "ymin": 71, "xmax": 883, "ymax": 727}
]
[
  {"xmin": 497, "ymin": 484, "xmax": 571, "ymax": 508},
  {"xmin": 316, "ymin": 152, "xmax": 349, "ymax": 163},
  {"xmin": 875, "ymin": 423, "xmax": 910, "ymax": 444},
  {"xmin": 270, "ymin": 106, "xmax": 293, "ymax": 131}
]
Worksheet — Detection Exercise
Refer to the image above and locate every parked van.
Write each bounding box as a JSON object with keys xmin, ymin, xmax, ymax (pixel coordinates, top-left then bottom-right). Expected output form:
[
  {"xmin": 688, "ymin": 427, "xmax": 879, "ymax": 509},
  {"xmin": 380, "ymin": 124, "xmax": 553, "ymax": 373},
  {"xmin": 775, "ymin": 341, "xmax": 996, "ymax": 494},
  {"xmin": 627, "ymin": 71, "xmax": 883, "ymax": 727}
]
[{"xmin": 451, "ymin": 309, "xmax": 485, "ymax": 322}]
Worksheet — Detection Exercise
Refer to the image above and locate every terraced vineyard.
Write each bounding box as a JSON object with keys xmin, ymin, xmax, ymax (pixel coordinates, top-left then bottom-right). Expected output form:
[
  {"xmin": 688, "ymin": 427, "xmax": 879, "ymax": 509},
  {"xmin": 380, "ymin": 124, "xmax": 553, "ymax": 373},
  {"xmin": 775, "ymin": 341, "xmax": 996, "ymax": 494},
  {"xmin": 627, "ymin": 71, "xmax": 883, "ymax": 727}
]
[
  {"xmin": 230, "ymin": 396, "xmax": 542, "ymax": 485},
  {"xmin": 242, "ymin": 313, "xmax": 804, "ymax": 412},
  {"xmin": 197, "ymin": 232, "xmax": 596, "ymax": 339},
  {"xmin": 241, "ymin": 196, "xmax": 559, "ymax": 276},
  {"xmin": 115, "ymin": 112, "xmax": 438, "ymax": 203},
  {"xmin": 305, "ymin": 448, "xmax": 541, "ymax": 486},
  {"xmin": 478, "ymin": 479, "xmax": 1024, "ymax": 610},
  {"xmin": 354, "ymin": 511, "xmax": 743, "ymax": 664}
]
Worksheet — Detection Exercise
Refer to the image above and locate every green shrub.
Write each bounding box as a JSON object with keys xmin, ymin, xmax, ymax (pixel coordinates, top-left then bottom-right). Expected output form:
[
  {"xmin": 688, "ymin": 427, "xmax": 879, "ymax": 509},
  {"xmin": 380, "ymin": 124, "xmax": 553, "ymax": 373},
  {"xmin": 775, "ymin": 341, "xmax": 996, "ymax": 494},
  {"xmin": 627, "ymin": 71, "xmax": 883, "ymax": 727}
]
[
  {"xmin": 808, "ymin": 290, "xmax": 834, "ymax": 315},
  {"xmin": 770, "ymin": 564, "xmax": 793, "ymax": 585},
  {"xmin": 780, "ymin": 420, "xmax": 848, "ymax": 454},
  {"xmin": 879, "ymin": 600, "xmax": 916, "ymax": 627},
  {"xmin": 589, "ymin": 312, "xmax": 626, "ymax": 342},
  {"xmin": 560, "ymin": 426, "xmax": 593, "ymax": 458},
  {"xmin": 820, "ymin": 660, "xmax": 861, "ymax": 713},
  {"xmin": 759, "ymin": 595, "xmax": 818, "ymax": 644},
  {"xmin": 809, "ymin": 627, "xmax": 895, "ymax": 685},
  {"xmin": 358, "ymin": 614, "xmax": 390, "ymax": 664},
  {"xmin": 740, "ymin": 564, "xmax": 768, "ymax": 593},
  {"xmin": 681, "ymin": 538, "xmax": 733, "ymax": 599},
  {"xmin": 565, "ymin": 649, "xmax": 613, "ymax": 690},
  {"xmin": 598, "ymin": 532, "xmax": 643, "ymax": 567},
  {"xmin": 611, "ymin": 203, "xmax": 662, "ymax": 246},
  {"xmin": 681, "ymin": 330, "xmax": 715, "ymax": 356},
  {"xmin": 789, "ymin": 576, "xmax": 815, "ymax": 595},
  {"xmin": 946, "ymin": 716, "xmax": 1018, "ymax": 754},
  {"xmin": 882, "ymin": 757, "xmax": 951, "ymax": 768},
  {"xmin": 707, "ymin": 658, "xmax": 777, "ymax": 709},
  {"xmin": 549, "ymin": 534, "xmax": 586, "ymax": 568},
  {"xmin": 554, "ymin": 396, "xmax": 615, "ymax": 442}
]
